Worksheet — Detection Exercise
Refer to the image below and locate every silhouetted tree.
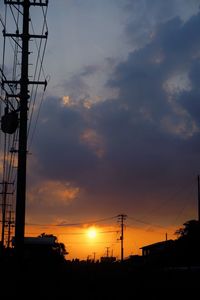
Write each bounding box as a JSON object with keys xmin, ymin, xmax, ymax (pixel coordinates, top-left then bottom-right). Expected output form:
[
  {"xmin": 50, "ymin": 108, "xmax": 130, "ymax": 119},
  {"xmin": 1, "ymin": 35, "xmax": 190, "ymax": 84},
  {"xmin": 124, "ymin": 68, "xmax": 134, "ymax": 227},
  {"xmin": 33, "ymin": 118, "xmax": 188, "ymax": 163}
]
[
  {"xmin": 58, "ymin": 242, "xmax": 68, "ymax": 256},
  {"xmin": 23, "ymin": 233, "xmax": 68, "ymax": 263},
  {"xmin": 38, "ymin": 232, "xmax": 56, "ymax": 239},
  {"xmin": 37, "ymin": 233, "xmax": 68, "ymax": 259},
  {"xmin": 175, "ymin": 219, "xmax": 200, "ymax": 265},
  {"xmin": 175, "ymin": 219, "xmax": 200, "ymax": 240}
]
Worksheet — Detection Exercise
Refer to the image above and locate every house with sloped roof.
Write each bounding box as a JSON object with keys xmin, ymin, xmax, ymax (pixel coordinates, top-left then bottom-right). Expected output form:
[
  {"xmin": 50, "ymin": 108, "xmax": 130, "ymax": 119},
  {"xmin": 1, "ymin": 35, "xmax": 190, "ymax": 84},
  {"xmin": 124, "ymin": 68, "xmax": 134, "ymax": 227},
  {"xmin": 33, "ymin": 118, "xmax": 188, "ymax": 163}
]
[{"xmin": 140, "ymin": 240, "xmax": 175, "ymax": 266}]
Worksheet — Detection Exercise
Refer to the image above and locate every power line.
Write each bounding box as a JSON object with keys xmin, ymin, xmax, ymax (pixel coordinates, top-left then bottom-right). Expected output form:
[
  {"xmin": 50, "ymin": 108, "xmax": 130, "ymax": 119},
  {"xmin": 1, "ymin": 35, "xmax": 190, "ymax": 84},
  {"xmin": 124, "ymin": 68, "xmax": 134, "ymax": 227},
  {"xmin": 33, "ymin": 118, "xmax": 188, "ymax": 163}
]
[
  {"xmin": 27, "ymin": 7, "xmax": 48, "ymax": 146},
  {"xmin": 52, "ymin": 230, "xmax": 118, "ymax": 236},
  {"xmin": 25, "ymin": 215, "xmax": 117, "ymax": 227},
  {"xmin": 128, "ymin": 216, "xmax": 167, "ymax": 229}
]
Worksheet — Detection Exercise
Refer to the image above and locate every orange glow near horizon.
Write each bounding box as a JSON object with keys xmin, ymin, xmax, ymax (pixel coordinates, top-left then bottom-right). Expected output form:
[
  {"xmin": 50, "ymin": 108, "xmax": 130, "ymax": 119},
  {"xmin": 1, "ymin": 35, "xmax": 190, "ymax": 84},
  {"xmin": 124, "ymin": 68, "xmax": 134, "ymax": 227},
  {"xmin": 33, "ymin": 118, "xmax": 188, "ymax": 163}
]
[{"xmin": 24, "ymin": 222, "xmax": 178, "ymax": 261}]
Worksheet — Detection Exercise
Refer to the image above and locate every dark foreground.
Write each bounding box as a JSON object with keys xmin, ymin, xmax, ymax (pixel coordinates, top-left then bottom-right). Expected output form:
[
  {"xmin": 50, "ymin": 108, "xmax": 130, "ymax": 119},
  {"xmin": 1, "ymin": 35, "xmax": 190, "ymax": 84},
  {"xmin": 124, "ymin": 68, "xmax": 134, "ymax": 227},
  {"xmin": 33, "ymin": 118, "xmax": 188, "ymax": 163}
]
[{"xmin": 0, "ymin": 258, "xmax": 199, "ymax": 299}]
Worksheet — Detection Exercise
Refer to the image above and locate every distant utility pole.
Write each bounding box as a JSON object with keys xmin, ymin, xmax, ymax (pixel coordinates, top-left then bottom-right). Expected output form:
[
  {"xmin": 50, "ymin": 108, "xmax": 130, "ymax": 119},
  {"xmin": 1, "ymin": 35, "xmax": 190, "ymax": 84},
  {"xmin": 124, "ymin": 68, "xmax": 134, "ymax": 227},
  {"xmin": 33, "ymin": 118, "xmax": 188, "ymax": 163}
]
[
  {"xmin": 117, "ymin": 214, "xmax": 127, "ymax": 262},
  {"xmin": 111, "ymin": 249, "xmax": 113, "ymax": 257},
  {"xmin": 0, "ymin": 181, "xmax": 13, "ymax": 249},
  {"xmin": 3, "ymin": 0, "xmax": 48, "ymax": 257},
  {"xmin": 87, "ymin": 255, "xmax": 91, "ymax": 261},
  {"xmin": 93, "ymin": 252, "xmax": 96, "ymax": 262},
  {"xmin": 105, "ymin": 247, "xmax": 110, "ymax": 257}
]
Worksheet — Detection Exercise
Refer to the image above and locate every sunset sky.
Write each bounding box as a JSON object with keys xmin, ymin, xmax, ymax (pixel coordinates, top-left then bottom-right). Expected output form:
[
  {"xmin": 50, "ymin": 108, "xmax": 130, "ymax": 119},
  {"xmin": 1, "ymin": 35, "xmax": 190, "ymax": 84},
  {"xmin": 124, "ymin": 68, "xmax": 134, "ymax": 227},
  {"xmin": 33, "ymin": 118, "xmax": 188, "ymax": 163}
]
[{"xmin": 1, "ymin": 0, "xmax": 200, "ymax": 260}]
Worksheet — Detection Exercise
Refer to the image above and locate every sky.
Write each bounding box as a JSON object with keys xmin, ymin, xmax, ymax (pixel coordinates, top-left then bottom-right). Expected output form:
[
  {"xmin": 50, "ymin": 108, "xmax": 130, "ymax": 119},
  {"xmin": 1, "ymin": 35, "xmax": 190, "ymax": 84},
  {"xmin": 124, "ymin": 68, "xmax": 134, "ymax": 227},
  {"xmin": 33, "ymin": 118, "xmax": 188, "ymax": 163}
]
[{"xmin": 1, "ymin": 0, "xmax": 200, "ymax": 260}]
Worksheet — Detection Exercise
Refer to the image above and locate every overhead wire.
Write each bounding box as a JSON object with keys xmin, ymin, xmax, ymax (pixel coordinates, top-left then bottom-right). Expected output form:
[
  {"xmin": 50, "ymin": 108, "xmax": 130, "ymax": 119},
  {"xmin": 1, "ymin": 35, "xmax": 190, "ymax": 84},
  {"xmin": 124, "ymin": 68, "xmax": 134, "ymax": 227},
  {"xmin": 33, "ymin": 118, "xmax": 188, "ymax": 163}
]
[
  {"xmin": 28, "ymin": 81, "xmax": 48, "ymax": 150},
  {"xmin": 53, "ymin": 230, "xmax": 118, "ymax": 236},
  {"xmin": 27, "ymin": 5, "xmax": 49, "ymax": 150},
  {"xmin": 127, "ymin": 215, "xmax": 167, "ymax": 229},
  {"xmin": 26, "ymin": 215, "xmax": 118, "ymax": 227},
  {"xmin": 0, "ymin": 4, "xmax": 7, "ymax": 149},
  {"xmin": 8, "ymin": 4, "xmax": 19, "ymax": 30},
  {"xmin": 3, "ymin": 3, "xmax": 19, "ymax": 184},
  {"xmin": 0, "ymin": 69, "xmax": 19, "ymax": 109},
  {"xmin": 126, "ymin": 177, "xmax": 197, "ymax": 235},
  {"xmin": 170, "ymin": 179, "xmax": 197, "ymax": 226},
  {"xmin": 4, "ymin": 2, "xmax": 20, "ymax": 187}
]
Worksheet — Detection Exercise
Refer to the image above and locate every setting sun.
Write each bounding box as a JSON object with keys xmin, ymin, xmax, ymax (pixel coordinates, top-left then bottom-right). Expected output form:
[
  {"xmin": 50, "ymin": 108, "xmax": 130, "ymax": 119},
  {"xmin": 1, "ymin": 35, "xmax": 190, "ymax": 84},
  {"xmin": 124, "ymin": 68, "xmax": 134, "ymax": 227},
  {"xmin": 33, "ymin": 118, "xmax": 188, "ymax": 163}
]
[{"xmin": 87, "ymin": 227, "xmax": 97, "ymax": 239}]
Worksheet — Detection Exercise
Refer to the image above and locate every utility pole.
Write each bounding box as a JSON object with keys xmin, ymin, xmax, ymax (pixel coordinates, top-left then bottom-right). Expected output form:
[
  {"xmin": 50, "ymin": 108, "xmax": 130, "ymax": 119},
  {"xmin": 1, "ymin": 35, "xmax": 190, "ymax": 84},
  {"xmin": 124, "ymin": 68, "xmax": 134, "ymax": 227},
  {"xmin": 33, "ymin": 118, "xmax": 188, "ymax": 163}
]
[
  {"xmin": 93, "ymin": 252, "xmax": 96, "ymax": 262},
  {"xmin": 3, "ymin": 0, "xmax": 48, "ymax": 257},
  {"xmin": 15, "ymin": 0, "xmax": 30, "ymax": 258},
  {"xmin": 105, "ymin": 247, "xmax": 110, "ymax": 257},
  {"xmin": 117, "ymin": 214, "xmax": 127, "ymax": 262},
  {"xmin": 111, "ymin": 249, "xmax": 113, "ymax": 257},
  {"xmin": 87, "ymin": 255, "xmax": 91, "ymax": 261},
  {"xmin": 1, "ymin": 181, "xmax": 8, "ymax": 249},
  {"xmin": 7, "ymin": 210, "xmax": 13, "ymax": 248},
  {"xmin": 0, "ymin": 181, "xmax": 13, "ymax": 249}
]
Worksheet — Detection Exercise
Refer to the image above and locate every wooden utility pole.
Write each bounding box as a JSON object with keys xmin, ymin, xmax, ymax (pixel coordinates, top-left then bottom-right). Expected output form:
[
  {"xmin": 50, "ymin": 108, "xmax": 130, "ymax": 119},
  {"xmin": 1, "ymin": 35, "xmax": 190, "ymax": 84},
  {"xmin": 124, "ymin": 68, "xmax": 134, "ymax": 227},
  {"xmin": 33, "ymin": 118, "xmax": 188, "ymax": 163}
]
[
  {"xmin": 117, "ymin": 214, "xmax": 127, "ymax": 262},
  {"xmin": 3, "ymin": 0, "xmax": 48, "ymax": 257}
]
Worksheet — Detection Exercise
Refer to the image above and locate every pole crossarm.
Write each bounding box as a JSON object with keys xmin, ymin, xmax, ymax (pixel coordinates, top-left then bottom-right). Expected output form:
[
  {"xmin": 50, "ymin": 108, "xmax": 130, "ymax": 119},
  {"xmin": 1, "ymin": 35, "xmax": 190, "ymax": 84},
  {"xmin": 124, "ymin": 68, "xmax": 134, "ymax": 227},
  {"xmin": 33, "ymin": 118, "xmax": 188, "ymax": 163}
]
[
  {"xmin": 4, "ymin": 0, "xmax": 48, "ymax": 6},
  {"xmin": 2, "ymin": 79, "xmax": 47, "ymax": 87},
  {"xmin": 3, "ymin": 32, "xmax": 48, "ymax": 39}
]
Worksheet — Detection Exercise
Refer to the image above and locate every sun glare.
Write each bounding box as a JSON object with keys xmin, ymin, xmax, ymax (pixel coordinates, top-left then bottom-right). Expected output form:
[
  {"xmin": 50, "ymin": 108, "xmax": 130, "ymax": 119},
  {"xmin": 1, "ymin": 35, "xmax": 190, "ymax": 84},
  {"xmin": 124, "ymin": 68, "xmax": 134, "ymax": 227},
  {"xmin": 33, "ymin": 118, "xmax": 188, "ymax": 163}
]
[{"xmin": 87, "ymin": 227, "xmax": 97, "ymax": 239}]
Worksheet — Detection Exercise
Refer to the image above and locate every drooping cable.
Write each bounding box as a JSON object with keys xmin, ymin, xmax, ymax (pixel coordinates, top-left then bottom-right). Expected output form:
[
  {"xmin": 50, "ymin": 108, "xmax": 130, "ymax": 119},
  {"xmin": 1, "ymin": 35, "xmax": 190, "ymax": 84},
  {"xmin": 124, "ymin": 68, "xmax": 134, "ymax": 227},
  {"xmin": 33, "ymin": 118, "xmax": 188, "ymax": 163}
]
[{"xmin": 27, "ymin": 5, "xmax": 48, "ymax": 149}]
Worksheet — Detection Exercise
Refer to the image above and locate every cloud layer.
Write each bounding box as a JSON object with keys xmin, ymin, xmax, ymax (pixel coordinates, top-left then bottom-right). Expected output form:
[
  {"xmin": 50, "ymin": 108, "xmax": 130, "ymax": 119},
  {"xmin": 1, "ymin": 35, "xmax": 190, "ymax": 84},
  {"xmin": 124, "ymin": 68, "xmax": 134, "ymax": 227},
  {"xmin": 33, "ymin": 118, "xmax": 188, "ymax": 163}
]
[{"xmin": 28, "ymin": 2, "xmax": 200, "ymax": 226}]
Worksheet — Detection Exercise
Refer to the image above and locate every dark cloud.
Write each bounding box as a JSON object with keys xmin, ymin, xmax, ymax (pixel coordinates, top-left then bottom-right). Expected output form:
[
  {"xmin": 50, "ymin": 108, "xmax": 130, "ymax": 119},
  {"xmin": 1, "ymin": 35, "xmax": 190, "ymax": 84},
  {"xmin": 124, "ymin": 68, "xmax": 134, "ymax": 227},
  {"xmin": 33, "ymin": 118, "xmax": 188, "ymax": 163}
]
[
  {"xmin": 94, "ymin": 13, "xmax": 200, "ymax": 201},
  {"xmin": 30, "ymin": 9, "xmax": 200, "ymax": 224},
  {"xmin": 79, "ymin": 65, "xmax": 100, "ymax": 77},
  {"xmin": 124, "ymin": 0, "xmax": 200, "ymax": 49},
  {"xmin": 178, "ymin": 61, "xmax": 200, "ymax": 125},
  {"xmin": 32, "ymin": 97, "xmax": 98, "ymax": 183},
  {"xmin": 106, "ymin": 12, "xmax": 200, "ymax": 125}
]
